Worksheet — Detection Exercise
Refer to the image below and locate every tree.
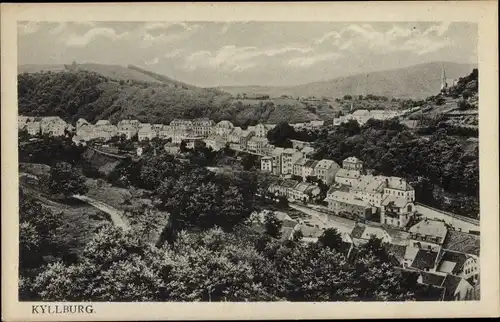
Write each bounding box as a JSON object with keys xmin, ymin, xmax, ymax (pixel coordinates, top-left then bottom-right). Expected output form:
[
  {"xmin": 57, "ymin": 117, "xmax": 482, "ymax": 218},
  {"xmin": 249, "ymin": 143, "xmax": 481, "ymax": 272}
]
[
  {"xmin": 317, "ymin": 228, "xmax": 343, "ymax": 251},
  {"xmin": 266, "ymin": 122, "xmax": 295, "ymax": 148},
  {"xmin": 48, "ymin": 162, "xmax": 88, "ymax": 197},
  {"xmin": 30, "ymin": 224, "xmax": 167, "ymax": 301},
  {"xmin": 264, "ymin": 212, "xmax": 282, "ymax": 239}
]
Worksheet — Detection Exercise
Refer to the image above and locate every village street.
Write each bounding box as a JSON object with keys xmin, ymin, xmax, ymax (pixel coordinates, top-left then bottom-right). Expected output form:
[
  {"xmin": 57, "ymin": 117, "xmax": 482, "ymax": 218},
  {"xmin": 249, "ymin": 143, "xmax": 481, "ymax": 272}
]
[{"xmin": 289, "ymin": 203, "xmax": 357, "ymax": 235}]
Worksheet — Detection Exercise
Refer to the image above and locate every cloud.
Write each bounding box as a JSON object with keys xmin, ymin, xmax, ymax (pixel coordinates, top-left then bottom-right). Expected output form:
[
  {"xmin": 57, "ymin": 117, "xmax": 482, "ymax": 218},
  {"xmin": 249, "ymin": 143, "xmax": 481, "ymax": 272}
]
[
  {"xmin": 183, "ymin": 45, "xmax": 314, "ymax": 72},
  {"xmin": 164, "ymin": 49, "xmax": 183, "ymax": 58},
  {"xmin": 18, "ymin": 21, "xmax": 41, "ymax": 35},
  {"xmin": 66, "ymin": 27, "xmax": 129, "ymax": 47},
  {"xmin": 423, "ymin": 21, "xmax": 451, "ymax": 37},
  {"xmin": 287, "ymin": 52, "xmax": 342, "ymax": 68},
  {"xmin": 145, "ymin": 57, "xmax": 159, "ymax": 65}
]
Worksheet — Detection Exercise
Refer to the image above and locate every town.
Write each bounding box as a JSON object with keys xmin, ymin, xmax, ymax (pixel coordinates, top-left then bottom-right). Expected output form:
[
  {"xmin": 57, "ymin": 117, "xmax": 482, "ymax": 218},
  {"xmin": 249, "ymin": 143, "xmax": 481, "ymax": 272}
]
[{"xmin": 18, "ymin": 113, "xmax": 480, "ymax": 301}]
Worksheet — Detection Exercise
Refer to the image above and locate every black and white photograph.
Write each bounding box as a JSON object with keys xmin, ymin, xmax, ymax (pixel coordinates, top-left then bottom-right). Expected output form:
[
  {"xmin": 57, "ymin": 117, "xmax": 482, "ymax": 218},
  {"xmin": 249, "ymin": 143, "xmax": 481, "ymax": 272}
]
[{"xmin": 2, "ymin": 1, "xmax": 499, "ymax": 320}]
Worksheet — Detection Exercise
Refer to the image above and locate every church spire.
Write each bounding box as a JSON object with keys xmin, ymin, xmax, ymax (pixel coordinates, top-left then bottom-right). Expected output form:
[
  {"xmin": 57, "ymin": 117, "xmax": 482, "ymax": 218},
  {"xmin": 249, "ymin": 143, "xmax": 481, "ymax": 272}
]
[{"xmin": 440, "ymin": 62, "xmax": 447, "ymax": 90}]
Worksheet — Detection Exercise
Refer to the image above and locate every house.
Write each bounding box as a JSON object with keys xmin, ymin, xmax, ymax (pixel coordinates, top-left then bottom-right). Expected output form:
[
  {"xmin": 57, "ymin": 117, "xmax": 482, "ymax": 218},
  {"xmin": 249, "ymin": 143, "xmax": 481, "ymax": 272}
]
[
  {"xmin": 76, "ymin": 118, "xmax": 90, "ymax": 129},
  {"xmin": 238, "ymin": 130, "xmax": 254, "ymax": 148},
  {"xmin": 290, "ymin": 139, "xmax": 312, "ymax": 150},
  {"xmin": 436, "ymin": 250, "xmax": 479, "ymax": 284},
  {"xmin": 40, "ymin": 116, "xmax": 67, "ymax": 136},
  {"xmin": 352, "ymin": 109, "xmax": 371, "ymax": 125},
  {"xmin": 138, "ymin": 124, "xmax": 156, "ymax": 141},
  {"xmin": 383, "ymin": 177, "xmax": 415, "ymax": 203},
  {"xmin": 254, "ymin": 123, "xmax": 270, "ymax": 137},
  {"xmin": 342, "ymin": 156, "xmax": 364, "ymax": 171},
  {"xmin": 350, "ymin": 223, "xmax": 392, "ymax": 246},
  {"xmin": 247, "ymin": 137, "xmax": 268, "ymax": 154},
  {"xmin": 271, "ymin": 147, "xmax": 285, "ymax": 175},
  {"xmin": 302, "ymin": 159, "xmax": 318, "ymax": 179},
  {"xmin": 384, "ymin": 243, "xmax": 407, "ymax": 267},
  {"xmin": 268, "ymin": 179, "xmax": 300, "ymax": 199},
  {"xmin": 380, "ymin": 195, "xmax": 416, "ymax": 228},
  {"xmin": 183, "ymin": 137, "xmax": 205, "ymax": 149},
  {"xmin": 214, "ymin": 120, "xmax": 235, "ymax": 139},
  {"xmin": 71, "ymin": 135, "xmax": 87, "ymax": 146},
  {"xmin": 170, "ymin": 119, "xmax": 193, "ymax": 132},
  {"xmin": 117, "ymin": 120, "xmax": 141, "ymax": 139},
  {"xmin": 314, "ymin": 159, "xmax": 340, "ymax": 185},
  {"xmin": 158, "ymin": 125, "xmax": 174, "ymax": 139},
  {"xmin": 26, "ymin": 120, "xmax": 41, "ymax": 136},
  {"xmin": 261, "ymin": 156, "xmax": 272, "ymax": 172},
  {"xmin": 335, "ymin": 168, "xmax": 361, "ymax": 186},
  {"xmin": 298, "ymin": 225, "xmax": 325, "ymax": 243},
  {"xmin": 289, "ymin": 182, "xmax": 320, "ymax": 202},
  {"xmin": 76, "ymin": 122, "xmax": 96, "ymax": 141},
  {"xmin": 292, "ymin": 158, "xmax": 308, "ymax": 178},
  {"xmin": 349, "ymin": 175, "xmax": 386, "ymax": 207},
  {"xmin": 204, "ymin": 135, "xmax": 226, "ymax": 151},
  {"xmin": 441, "ymin": 274, "xmax": 475, "ymax": 301},
  {"xmin": 326, "ymin": 190, "xmax": 373, "ymax": 220},
  {"xmin": 408, "ymin": 219, "xmax": 448, "ymax": 252},
  {"xmin": 94, "ymin": 120, "xmax": 118, "ymax": 139},
  {"xmin": 281, "ymin": 148, "xmax": 303, "ymax": 175},
  {"xmin": 192, "ymin": 118, "xmax": 215, "ymax": 137}
]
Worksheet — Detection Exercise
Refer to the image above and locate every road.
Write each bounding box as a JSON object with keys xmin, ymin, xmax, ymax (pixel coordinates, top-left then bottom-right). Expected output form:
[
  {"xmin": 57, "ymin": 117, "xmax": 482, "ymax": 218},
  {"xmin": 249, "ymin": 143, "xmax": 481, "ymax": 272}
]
[
  {"xmin": 73, "ymin": 194, "xmax": 130, "ymax": 231},
  {"xmin": 289, "ymin": 203, "xmax": 356, "ymax": 235},
  {"xmin": 415, "ymin": 204, "xmax": 479, "ymax": 233}
]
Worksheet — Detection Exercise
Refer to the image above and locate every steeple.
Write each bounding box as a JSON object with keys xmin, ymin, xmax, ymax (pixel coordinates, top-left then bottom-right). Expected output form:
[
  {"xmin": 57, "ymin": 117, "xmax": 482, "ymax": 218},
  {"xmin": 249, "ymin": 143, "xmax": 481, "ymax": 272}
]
[{"xmin": 440, "ymin": 62, "xmax": 447, "ymax": 90}]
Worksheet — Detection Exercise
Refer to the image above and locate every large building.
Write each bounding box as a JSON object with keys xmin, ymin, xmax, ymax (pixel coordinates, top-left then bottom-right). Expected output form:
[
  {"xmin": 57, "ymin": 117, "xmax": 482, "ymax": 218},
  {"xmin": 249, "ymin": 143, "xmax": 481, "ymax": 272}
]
[
  {"xmin": 281, "ymin": 148, "xmax": 303, "ymax": 175},
  {"xmin": 314, "ymin": 159, "xmax": 341, "ymax": 185}
]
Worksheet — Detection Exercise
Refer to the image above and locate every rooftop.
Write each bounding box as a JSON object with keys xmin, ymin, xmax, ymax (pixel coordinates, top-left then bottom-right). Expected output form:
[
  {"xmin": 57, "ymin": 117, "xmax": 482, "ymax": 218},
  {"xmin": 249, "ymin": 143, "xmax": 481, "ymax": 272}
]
[
  {"xmin": 343, "ymin": 156, "xmax": 362, "ymax": 163},
  {"xmin": 331, "ymin": 190, "xmax": 370, "ymax": 208},
  {"xmin": 442, "ymin": 274, "xmax": 467, "ymax": 299},
  {"xmin": 443, "ymin": 230, "xmax": 480, "ymax": 256},
  {"xmin": 95, "ymin": 120, "xmax": 111, "ymax": 126},
  {"xmin": 315, "ymin": 159, "xmax": 339, "ymax": 169},
  {"xmin": 382, "ymin": 195, "xmax": 411, "ymax": 208},
  {"xmin": 437, "ymin": 250, "xmax": 468, "ymax": 275},
  {"xmin": 304, "ymin": 160, "xmax": 318, "ymax": 168},
  {"xmin": 385, "ymin": 176, "xmax": 414, "ymax": 191},
  {"xmin": 294, "ymin": 158, "xmax": 308, "ymax": 166},
  {"xmin": 419, "ymin": 271, "xmax": 446, "ymax": 286},
  {"xmin": 409, "ymin": 219, "xmax": 448, "ymax": 242},
  {"xmin": 350, "ymin": 175, "xmax": 386, "ymax": 193},
  {"xmin": 410, "ymin": 249, "xmax": 439, "ymax": 271},
  {"xmin": 335, "ymin": 169, "xmax": 361, "ymax": 179}
]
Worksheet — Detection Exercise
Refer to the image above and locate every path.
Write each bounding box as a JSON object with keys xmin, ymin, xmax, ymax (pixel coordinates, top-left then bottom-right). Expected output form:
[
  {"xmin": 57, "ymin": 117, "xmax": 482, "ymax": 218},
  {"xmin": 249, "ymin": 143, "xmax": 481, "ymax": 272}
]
[
  {"xmin": 415, "ymin": 203, "xmax": 479, "ymax": 233},
  {"xmin": 73, "ymin": 194, "xmax": 130, "ymax": 231},
  {"xmin": 289, "ymin": 203, "xmax": 356, "ymax": 235}
]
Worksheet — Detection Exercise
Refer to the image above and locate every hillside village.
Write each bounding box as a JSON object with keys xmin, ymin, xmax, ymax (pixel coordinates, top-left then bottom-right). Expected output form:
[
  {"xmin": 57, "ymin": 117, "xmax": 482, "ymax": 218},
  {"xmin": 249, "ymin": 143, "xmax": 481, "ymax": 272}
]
[{"xmin": 18, "ymin": 105, "xmax": 480, "ymax": 301}]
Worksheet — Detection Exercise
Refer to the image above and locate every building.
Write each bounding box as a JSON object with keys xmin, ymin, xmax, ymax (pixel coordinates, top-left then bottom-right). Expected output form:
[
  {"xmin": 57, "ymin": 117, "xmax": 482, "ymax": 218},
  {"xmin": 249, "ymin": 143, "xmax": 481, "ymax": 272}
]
[
  {"xmin": 254, "ymin": 123, "xmax": 270, "ymax": 137},
  {"xmin": 289, "ymin": 182, "xmax": 321, "ymax": 202},
  {"xmin": 164, "ymin": 143, "xmax": 180, "ymax": 155},
  {"xmin": 214, "ymin": 120, "xmax": 235, "ymax": 139},
  {"xmin": 203, "ymin": 135, "xmax": 226, "ymax": 151},
  {"xmin": 247, "ymin": 136, "xmax": 268, "ymax": 154},
  {"xmin": 94, "ymin": 120, "xmax": 118, "ymax": 139},
  {"xmin": 335, "ymin": 168, "xmax": 361, "ymax": 186},
  {"xmin": 281, "ymin": 148, "xmax": 303, "ymax": 175},
  {"xmin": 383, "ymin": 177, "xmax": 415, "ymax": 203},
  {"xmin": 138, "ymin": 124, "xmax": 156, "ymax": 141},
  {"xmin": 158, "ymin": 125, "xmax": 174, "ymax": 139},
  {"xmin": 228, "ymin": 127, "xmax": 243, "ymax": 144},
  {"xmin": 314, "ymin": 159, "xmax": 340, "ymax": 185},
  {"xmin": 327, "ymin": 191, "xmax": 373, "ymax": 220},
  {"xmin": 436, "ymin": 250, "xmax": 479, "ymax": 284},
  {"xmin": 192, "ymin": 118, "xmax": 215, "ymax": 137},
  {"xmin": 349, "ymin": 175, "xmax": 386, "ymax": 207},
  {"xmin": 40, "ymin": 116, "xmax": 67, "ymax": 136},
  {"xmin": 408, "ymin": 219, "xmax": 448, "ymax": 252},
  {"xmin": 292, "ymin": 158, "xmax": 308, "ymax": 178},
  {"xmin": 117, "ymin": 120, "xmax": 140, "ymax": 139},
  {"xmin": 271, "ymin": 147, "xmax": 285, "ymax": 175},
  {"xmin": 380, "ymin": 195, "xmax": 416, "ymax": 228},
  {"xmin": 302, "ymin": 160, "xmax": 318, "ymax": 179},
  {"xmin": 238, "ymin": 130, "xmax": 254, "ymax": 148},
  {"xmin": 300, "ymin": 146, "xmax": 315, "ymax": 158},
  {"xmin": 261, "ymin": 156, "xmax": 272, "ymax": 172},
  {"xmin": 26, "ymin": 120, "xmax": 41, "ymax": 136},
  {"xmin": 342, "ymin": 156, "xmax": 364, "ymax": 171},
  {"xmin": 170, "ymin": 119, "xmax": 193, "ymax": 133},
  {"xmin": 350, "ymin": 223, "xmax": 392, "ymax": 246}
]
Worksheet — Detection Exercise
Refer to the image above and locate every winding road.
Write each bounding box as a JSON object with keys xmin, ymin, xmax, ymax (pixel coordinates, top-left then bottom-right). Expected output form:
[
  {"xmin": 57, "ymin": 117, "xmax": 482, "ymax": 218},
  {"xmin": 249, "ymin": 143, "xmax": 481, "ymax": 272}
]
[{"xmin": 72, "ymin": 194, "xmax": 130, "ymax": 231}]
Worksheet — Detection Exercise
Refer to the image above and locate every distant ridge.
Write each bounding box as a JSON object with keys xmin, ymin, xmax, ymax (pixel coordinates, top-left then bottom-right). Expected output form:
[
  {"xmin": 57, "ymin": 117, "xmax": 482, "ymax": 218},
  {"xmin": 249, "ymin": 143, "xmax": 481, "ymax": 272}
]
[{"xmin": 218, "ymin": 61, "xmax": 478, "ymax": 99}]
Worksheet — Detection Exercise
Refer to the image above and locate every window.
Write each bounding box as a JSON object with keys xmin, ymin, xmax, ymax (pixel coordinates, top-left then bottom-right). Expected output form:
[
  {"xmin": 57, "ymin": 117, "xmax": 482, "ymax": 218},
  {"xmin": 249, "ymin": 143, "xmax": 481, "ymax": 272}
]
[{"xmin": 407, "ymin": 205, "xmax": 413, "ymax": 212}]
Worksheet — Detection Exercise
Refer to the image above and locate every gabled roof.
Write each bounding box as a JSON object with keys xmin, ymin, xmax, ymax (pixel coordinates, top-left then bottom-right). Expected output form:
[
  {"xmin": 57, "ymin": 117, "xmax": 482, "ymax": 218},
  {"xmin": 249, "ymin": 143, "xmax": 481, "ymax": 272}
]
[
  {"xmin": 419, "ymin": 271, "xmax": 446, "ymax": 286},
  {"xmin": 437, "ymin": 250, "xmax": 468, "ymax": 275},
  {"xmin": 95, "ymin": 120, "xmax": 111, "ymax": 126},
  {"xmin": 443, "ymin": 230, "xmax": 480, "ymax": 256},
  {"xmin": 315, "ymin": 159, "xmax": 339, "ymax": 170},
  {"xmin": 350, "ymin": 224, "xmax": 366, "ymax": 239},
  {"xmin": 331, "ymin": 190, "xmax": 370, "ymax": 208},
  {"xmin": 350, "ymin": 175, "xmax": 386, "ymax": 193},
  {"xmin": 304, "ymin": 160, "xmax": 318, "ymax": 168},
  {"xmin": 409, "ymin": 219, "xmax": 448, "ymax": 242},
  {"xmin": 294, "ymin": 158, "xmax": 308, "ymax": 166},
  {"xmin": 384, "ymin": 243, "xmax": 407, "ymax": 264},
  {"xmin": 335, "ymin": 169, "xmax": 361, "ymax": 179},
  {"xmin": 382, "ymin": 195, "xmax": 411, "ymax": 208},
  {"xmin": 442, "ymin": 274, "xmax": 468, "ymax": 299},
  {"xmin": 343, "ymin": 156, "xmax": 362, "ymax": 163},
  {"xmin": 410, "ymin": 249, "xmax": 439, "ymax": 271},
  {"xmin": 385, "ymin": 176, "xmax": 414, "ymax": 191}
]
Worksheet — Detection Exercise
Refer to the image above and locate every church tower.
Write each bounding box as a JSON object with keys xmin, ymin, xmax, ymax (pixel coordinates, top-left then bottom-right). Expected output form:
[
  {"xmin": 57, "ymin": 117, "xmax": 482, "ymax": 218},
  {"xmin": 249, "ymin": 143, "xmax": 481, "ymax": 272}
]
[{"xmin": 440, "ymin": 63, "xmax": 448, "ymax": 90}]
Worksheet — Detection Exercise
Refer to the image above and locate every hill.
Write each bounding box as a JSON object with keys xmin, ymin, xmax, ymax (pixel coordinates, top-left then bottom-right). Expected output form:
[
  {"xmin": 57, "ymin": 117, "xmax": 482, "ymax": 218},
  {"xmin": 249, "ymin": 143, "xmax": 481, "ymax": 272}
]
[
  {"xmin": 219, "ymin": 62, "xmax": 477, "ymax": 100},
  {"xmin": 17, "ymin": 68, "xmax": 324, "ymax": 125}
]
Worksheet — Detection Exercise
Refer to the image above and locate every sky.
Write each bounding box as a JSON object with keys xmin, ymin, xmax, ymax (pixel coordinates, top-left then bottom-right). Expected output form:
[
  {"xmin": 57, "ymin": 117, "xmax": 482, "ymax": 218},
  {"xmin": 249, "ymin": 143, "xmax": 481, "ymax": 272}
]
[{"xmin": 17, "ymin": 21, "xmax": 477, "ymax": 87}]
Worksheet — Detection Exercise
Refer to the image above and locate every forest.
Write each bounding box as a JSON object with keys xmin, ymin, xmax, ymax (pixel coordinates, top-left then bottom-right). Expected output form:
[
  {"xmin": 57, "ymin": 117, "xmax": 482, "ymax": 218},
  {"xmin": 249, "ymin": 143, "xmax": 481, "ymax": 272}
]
[{"xmin": 18, "ymin": 70, "xmax": 322, "ymax": 126}]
